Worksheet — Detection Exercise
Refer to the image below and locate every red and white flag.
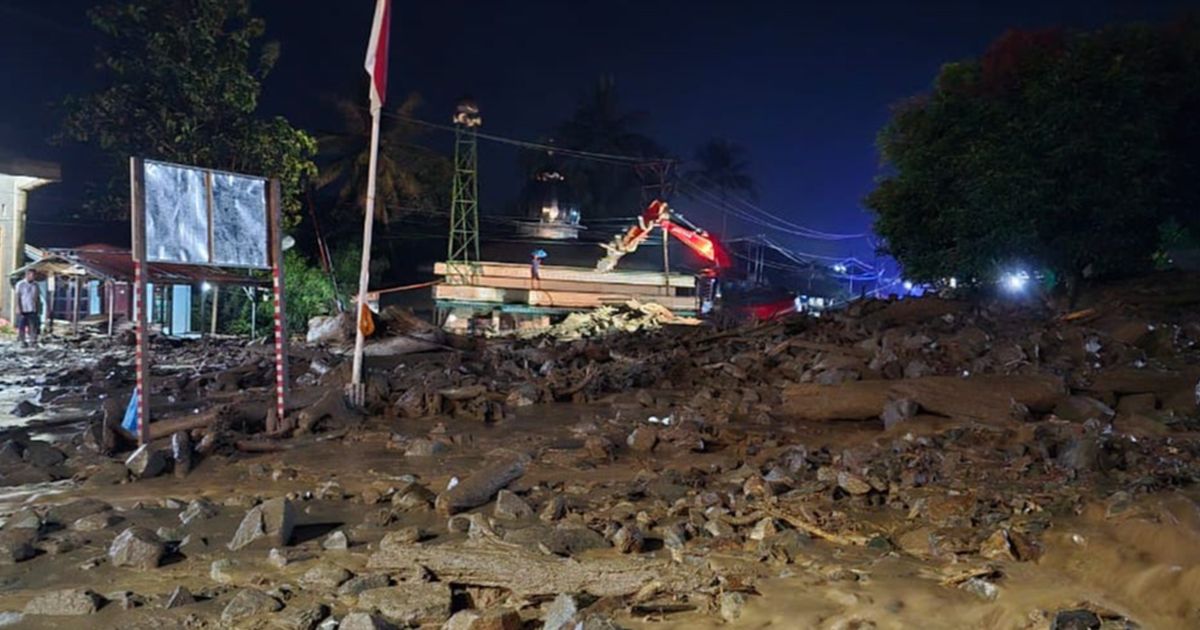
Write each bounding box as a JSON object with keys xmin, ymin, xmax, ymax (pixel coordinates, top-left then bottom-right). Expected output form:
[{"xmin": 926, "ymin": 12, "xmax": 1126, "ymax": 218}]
[{"xmin": 364, "ymin": 0, "xmax": 391, "ymax": 111}]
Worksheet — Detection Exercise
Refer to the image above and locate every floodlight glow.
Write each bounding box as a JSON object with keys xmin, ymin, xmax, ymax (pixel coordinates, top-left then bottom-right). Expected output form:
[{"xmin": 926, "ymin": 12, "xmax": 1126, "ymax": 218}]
[
  {"xmin": 201, "ymin": 282, "xmax": 212, "ymax": 292},
  {"xmin": 1002, "ymin": 271, "xmax": 1029, "ymax": 292},
  {"xmin": 903, "ymin": 281, "xmax": 913, "ymax": 291}
]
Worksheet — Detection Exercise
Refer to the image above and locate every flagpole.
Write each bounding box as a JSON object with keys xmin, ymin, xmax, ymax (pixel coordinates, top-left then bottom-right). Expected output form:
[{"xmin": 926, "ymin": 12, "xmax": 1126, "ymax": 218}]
[{"xmin": 350, "ymin": 105, "xmax": 382, "ymax": 405}]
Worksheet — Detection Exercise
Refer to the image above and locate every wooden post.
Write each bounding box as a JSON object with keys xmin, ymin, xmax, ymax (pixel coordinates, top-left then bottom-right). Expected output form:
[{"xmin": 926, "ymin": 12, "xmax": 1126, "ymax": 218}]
[
  {"xmin": 267, "ymin": 179, "xmax": 288, "ymax": 433},
  {"xmin": 46, "ymin": 274, "xmax": 55, "ymax": 334},
  {"xmin": 130, "ymin": 157, "xmax": 151, "ymax": 445},
  {"xmin": 106, "ymin": 281, "xmax": 114, "ymax": 336},
  {"xmin": 210, "ymin": 286, "xmax": 219, "ymax": 335},
  {"xmin": 662, "ymin": 227, "xmax": 671, "ymax": 295},
  {"xmin": 71, "ymin": 276, "xmax": 80, "ymax": 336}
]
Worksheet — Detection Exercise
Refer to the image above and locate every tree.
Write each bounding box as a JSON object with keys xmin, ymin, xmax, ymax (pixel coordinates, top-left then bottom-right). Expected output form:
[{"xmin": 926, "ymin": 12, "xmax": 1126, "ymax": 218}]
[
  {"xmin": 685, "ymin": 138, "xmax": 757, "ymax": 236},
  {"xmin": 315, "ymin": 91, "xmax": 451, "ymax": 224},
  {"xmin": 866, "ymin": 22, "xmax": 1200, "ymax": 293},
  {"xmin": 61, "ymin": 0, "xmax": 316, "ymax": 222},
  {"xmin": 552, "ymin": 77, "xmax": 665, "ymax": 218}
]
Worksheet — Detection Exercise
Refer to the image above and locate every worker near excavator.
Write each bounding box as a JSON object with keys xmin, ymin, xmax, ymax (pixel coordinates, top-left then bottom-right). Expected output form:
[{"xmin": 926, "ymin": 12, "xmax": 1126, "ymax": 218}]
[
  {"xmin": 531, "ymin": 249, "xmax": 547, "ymax": 287},
  {"xmin": 15, "ymin": 269, "xmax": 42, "ymax": 347}
]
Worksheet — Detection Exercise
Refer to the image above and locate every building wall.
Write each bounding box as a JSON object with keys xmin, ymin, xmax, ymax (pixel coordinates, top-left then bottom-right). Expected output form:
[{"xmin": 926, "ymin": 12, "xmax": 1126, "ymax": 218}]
[{"xmin": 1, "ymin": 172, "xmax": 54, "ymax": 321}]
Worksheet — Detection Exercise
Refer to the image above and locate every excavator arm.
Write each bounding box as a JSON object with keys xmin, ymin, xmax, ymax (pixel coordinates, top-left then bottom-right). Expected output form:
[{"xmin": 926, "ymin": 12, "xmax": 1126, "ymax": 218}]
[{"xmin": 596, "ymin": 200, "xmax": 730, "ymax": 272}]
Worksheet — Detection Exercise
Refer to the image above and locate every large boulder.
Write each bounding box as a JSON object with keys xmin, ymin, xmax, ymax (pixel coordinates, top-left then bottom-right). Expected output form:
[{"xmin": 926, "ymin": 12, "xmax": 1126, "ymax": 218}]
[
  {"xmin": 228, "ymin": 497, "xmax": 295, "ymax": 550},
  {"xmin": 355, "ymin": 583, "xmax": 451, "ymax": 626},
  {"xmin": 108, "ymin": 526, "xmax": 165, "ymax": 569},
  {"xmin": 0, "ymin": 529, "xmax": 36, "ymax": 564},
  {"xmin": 23, "ymin": 589, "xmax": 102, "ymax": 616},
  {"xmin": 124, "ymin": 444, "xmax": 167, "ymax": 479}
]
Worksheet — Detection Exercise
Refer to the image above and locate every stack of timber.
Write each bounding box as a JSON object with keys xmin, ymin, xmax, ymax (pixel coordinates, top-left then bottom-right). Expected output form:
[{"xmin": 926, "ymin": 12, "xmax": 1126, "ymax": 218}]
[{"xmin": 433, "ymin": 261, "xmax": 696, "ymax": 312}]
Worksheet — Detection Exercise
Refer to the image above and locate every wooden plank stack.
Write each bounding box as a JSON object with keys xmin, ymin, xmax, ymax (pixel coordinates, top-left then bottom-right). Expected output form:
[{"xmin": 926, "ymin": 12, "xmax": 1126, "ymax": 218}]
[{"xmin": 433, "ymin": 261, "xmax": 696, "ymax": 312}]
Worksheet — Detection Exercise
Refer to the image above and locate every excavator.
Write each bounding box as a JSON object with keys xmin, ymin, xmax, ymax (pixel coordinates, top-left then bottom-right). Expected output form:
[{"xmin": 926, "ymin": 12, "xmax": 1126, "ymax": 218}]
[{"xmin": 594, "ymin": 199, "xmax": 795, "ymax": 320}]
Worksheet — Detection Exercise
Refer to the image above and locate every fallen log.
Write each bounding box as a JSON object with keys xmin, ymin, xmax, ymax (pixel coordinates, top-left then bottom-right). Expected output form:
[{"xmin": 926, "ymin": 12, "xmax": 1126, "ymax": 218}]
[
  {"xmin": 780, "ymin": 374, "xmax": 1066, "ymax": 423},
  {"xmin": 296, "ymin": 389, "xmax": 354, "ymax": 433},
  {"xmin": 366, "ymin": 540, "xmax": 713, "ymax": 598},
  {"xmin": 435, "ymin": 450, "xmax": 530, "ymax": 515}
]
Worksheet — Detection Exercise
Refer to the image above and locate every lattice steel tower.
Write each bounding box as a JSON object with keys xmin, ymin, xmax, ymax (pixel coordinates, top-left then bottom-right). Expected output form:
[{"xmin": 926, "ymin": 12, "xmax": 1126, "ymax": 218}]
[{"xmin": 447, "ymin": 98, "xmax": 482, "ymax": 277}]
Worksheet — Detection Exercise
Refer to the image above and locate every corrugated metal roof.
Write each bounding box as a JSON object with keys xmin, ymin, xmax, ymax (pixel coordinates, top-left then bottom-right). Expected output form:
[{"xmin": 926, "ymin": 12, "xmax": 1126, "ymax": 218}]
[{"xmin": 11, "ymin": 243, "xmax": 268, "ymax": 286}]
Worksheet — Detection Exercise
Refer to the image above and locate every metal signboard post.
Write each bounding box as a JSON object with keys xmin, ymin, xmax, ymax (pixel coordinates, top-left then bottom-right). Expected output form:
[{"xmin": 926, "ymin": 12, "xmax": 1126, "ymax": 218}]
[{"xmin": 129, "ymin": 157, "xmax": 286, "ymax": 444}]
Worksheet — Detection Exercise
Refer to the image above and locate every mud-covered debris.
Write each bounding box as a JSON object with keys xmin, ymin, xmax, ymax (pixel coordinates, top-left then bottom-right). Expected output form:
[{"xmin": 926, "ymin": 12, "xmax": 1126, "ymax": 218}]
[
  {"xmin": 72, "ymin": 512, "xmax": 121, "ymax": 532},
  {"xmin": 221, "ymin": 588, "xmax": 282, "ymax": 624},
  {"xmin": 164, "ymin": 585, "xmax": 196, "ymax": 609},
  {"xmin": 354, "ymin": 583, "xmax": 452, "ymax": 626},
  {"xmin": 494, "ymin": 490, "xmax": 534, "ymax": 520},
  {"xmin": 301, "ymin": 563, "xmax": 352, "ymax": 589},
  {"xmin": 1051, "ymin": 609, "xmax": 1102, "ymax": 630},
  {"xmin": 171, "ymin": 431, "xmax": 193, "ymax": 478},
  {"xmin": 338, "ymin": 574, "xmax": 391, "ymax": 597},
  {"xmin": 339, "ymin": 612, "xmax": 396, "ymax": 630},
  {"xmin": 11, "ymin": 400, "xmax": 43, "ymax": 418},
  {"xmin": 179, "ymin": 497, "xmax": 219, "ymax": 526},
  {"xmin": 542, "ymin": 593, "xmax": 579, "ymax": 630},
  {"xmin": 0, "ymin": 529, "xmax": 36, "ymax": 564},
  {"xmin": 436, "ymin": 450, "xmax": 530, "ymax": 515},
  {"xmin": 23, "ymin": 589, "xmax": 103, "ymax": 616}
]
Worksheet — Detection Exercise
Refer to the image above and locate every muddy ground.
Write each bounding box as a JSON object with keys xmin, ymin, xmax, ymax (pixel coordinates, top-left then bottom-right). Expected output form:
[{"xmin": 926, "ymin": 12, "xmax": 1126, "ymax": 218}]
[{"xmin": 1, "ymin": 274, "xmax": 1199, "ymax": 629}]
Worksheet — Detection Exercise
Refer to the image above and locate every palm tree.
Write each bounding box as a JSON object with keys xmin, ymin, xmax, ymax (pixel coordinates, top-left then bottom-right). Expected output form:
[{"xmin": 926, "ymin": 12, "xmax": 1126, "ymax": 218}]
[
  {"xmin": 685, "ymin": 138, "xmax": 757, "ymax": 236},
  {"xmin": 315, "ymin": 91, "xmax": 450, "ymax": 224},
  {"xmin": 553, "ymin": 77, "xmax": 664, "ymax": 217}
]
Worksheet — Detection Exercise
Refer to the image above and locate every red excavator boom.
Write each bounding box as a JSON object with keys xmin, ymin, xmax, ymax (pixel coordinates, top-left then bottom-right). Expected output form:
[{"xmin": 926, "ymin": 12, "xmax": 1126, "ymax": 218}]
[{"xmin": 596, "ymin": 200, "xmax": 730, "ymax": 272}]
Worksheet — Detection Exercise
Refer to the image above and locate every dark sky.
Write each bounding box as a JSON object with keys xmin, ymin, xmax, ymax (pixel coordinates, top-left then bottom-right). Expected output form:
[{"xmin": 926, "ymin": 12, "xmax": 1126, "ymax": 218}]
[{"xmin": 2, "ymin": 0, "xmax": 1196, "ymax": 262}]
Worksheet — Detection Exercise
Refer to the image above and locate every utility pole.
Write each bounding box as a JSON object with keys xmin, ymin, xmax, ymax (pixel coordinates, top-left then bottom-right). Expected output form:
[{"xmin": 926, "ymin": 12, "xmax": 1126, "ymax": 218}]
[{"xmin": 447, "ymin": 98, "xmax": 482, "ymax": 282}]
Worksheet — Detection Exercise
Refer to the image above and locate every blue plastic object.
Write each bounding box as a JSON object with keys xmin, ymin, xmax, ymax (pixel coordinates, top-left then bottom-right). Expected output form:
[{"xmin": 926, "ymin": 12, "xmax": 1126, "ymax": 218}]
[{"xmin": 121, "ymin": 388, "xmax": 140, "ymax": 433}]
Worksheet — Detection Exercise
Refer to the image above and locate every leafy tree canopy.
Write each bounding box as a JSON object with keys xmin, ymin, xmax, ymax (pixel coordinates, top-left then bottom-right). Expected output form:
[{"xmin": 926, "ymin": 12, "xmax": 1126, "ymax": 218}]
[
  {"xmin": 62, "ymin": 0, "xmax": 317, "ymax": 223},
  {"xmin": 866, "ymin": 21, "xmax": 1200, "ymax": 290}
]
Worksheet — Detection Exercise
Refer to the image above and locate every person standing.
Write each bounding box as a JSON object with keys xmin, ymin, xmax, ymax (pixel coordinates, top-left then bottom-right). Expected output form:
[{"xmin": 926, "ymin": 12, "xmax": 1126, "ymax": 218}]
[{"xmin": 14, "ymin": 270, "xmax": 42, "ymax": 347}]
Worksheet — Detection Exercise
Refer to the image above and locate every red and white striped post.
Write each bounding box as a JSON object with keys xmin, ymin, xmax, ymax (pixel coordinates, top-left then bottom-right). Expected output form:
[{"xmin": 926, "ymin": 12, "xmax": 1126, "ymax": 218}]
[
  {"xmin": 268, "ymin": 179, "xmax": 288, "ymax": 431},
  {"xmin": 129, "ymin": 157, "xmax": 151, "ymax": 444}
]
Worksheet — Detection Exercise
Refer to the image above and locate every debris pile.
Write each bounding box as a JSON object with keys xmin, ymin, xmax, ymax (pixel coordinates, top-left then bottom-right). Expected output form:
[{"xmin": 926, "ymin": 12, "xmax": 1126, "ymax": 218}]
[
  {"xmin": 0, "ymin": 272, "xmax": 1198, "ymax": 627},
  {"xmin": 518, "ymin": 299, "xmax": 702, "ymax": 341}
]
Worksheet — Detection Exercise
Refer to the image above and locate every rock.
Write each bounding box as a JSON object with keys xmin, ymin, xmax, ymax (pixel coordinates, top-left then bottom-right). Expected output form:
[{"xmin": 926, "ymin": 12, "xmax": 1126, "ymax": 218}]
[
  {"xmin": 1054, "ymin": 396, "xmax": 1116, "ymax": 422},
  {"xmin": 179, "ymin": 534, "xmax": 210, "ymax": 555},
  {"xmin": 612, "ymin": 524, "xmax": 644, "ymax": 554},
  {"xmin": 355, "ymin": 583, "xmax": 451, "ymax": 626},
  {"xmin": 12, "ymin": 400, "xmax": 43, "ymax": 418},
  {"xmin": 542, "ymin": 593, "xmax": 579, "ymax": 630},
  {"xmin": 338, "ymin": 574, "xmax": 390, "ymax": 597},
  {"xmin": 959, "ymin": 577, "xmax": 998, "ymax": 601},
  {"xmin": 23, "ymin": 589, "xmax": 102, "ymax": 615},
  {"xmin": 272, "ymin": 604, "xmax": 330, "ymax": 630},
  {"xmin": 22, "ymin": 441, "xmax": 65, "ymax": 468},
  {"xmin": 494, "ymin": 490, "xmax": 534, "ymax": 520},
  {"xmin": 171, "ymin": 431, "xmax": 193, "ymax": 478},
  {"xmin": 211, "ymin": 558, "xmax": 239, "ymax": 583},
  {"xmin": 268, "ymin": 547, "xmax": 290, "ymax": 568},
  {"xmin": 719, "ymin": 591, "xmax": 746, "ymax": 622},
  {"xmin": 106, "ymin": 590, "xmax": 145, "ymax": 610},
  {"xmin": 301, "ymin": 563, "xmax": 352, "ymax": 589},
  {"xmin": 179, "ymin": 498, "xmax": 219, "ymax": 526},
  {"xmin": 164, "ymin": 585, "xmax": 196, "ymax": 608},
  {"xmin": 228, "ymin": 497, "xmax": 295, "ymax": 550},
  {"xmin": 72, "ymin": 512, "xmax": 121, "ymax": 532},
  {"xmin": 380, "ymin": 527, "xmax": 423, "ymax": 551},
  {"xmin": 0, "ymin": 529, "xmax": 36, "ymax": 564},
  {"xmin": 705, "ymin": 519, "xmax": 735, "ymax": 538},
  {"xmin": 404, "ymin": 438, "xmax": 448, "ymax": 457},
  {"xmin": 221, "ymin": 588, "xmax": 282, "ymax": 624},
  {"xmin": 540, "ymin": 496, "xmax": 567, "ymax": 522},
  {"xmin": 322, "ymin": 529, "xmax": 350, "ymax": 550},
  {"xmin": 5, "ymin": 508, "xmax": 42, "ymax": 530},
  {"xmin": 307, "ymin": 314, "xmax": 351, "ymax": 345},
  {"xmin": 1051, "ymin": 609, "xmax": 1102, "ymax": 630},
  {"xmin": 125, "ymin": 444, "xmax": 167, "ymax": 479},
  {"xmin": 837, "ymin": 470, "xmax": 872, "ymax": 495},
  {"xmin": 444, "ymin": 610, "xmax": 482, "ymax": 630},
  {"xmin": 108, "ymin": 527, "xmax": 165, "ymax": 569},
  {"xmin": 392, "ymin": 484, "xmax": 436, "ymax": 511},
  {"xmin": 447, "ymin": 515, "xmax": 472, "ymax": 533},
  {"xmin": 626, "ymin": 427, "xmax": 658, "ymax": 452},
  {"xmin": 748, "ymin": 517, "xmax": 778, "ymax": 541},
  {"xmin": 881, "ymin": 398, "xmax": 918, "ymax": 430},
  {"xmin": 979, "ymin": 529, "xmax": 1015, "ymax": 561},
  {"xmin": 339, "ymin": 612, "xmax": 396, "ymax": 630}
]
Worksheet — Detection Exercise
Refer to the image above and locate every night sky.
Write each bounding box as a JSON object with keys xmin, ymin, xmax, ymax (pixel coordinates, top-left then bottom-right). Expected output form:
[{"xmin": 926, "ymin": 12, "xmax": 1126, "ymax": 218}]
[{"xmin": 2, "ymin": 0, "xmax": 1196, "ymax": 262}]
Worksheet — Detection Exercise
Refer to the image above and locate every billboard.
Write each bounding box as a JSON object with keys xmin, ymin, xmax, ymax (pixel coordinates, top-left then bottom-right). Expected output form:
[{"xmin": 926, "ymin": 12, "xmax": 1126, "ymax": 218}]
[{"xmin": 141, "ymin": 159, "xmax": 269, "ymax": 268}]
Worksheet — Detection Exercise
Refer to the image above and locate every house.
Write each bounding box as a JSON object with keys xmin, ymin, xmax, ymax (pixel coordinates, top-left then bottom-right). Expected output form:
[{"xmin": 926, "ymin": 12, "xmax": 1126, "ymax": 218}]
[{"xmin": 0, "ymin": 155, "xmax": 59, "ymax": 321}]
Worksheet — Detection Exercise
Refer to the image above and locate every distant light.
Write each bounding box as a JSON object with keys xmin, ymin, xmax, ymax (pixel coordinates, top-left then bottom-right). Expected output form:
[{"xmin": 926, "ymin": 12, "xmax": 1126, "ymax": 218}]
[
  {"xmin": 1002, "ymin": 271, "xmax": 1029, "ymax": 293},
  {"xmin": 201, "ymin": 282, "xmax": 212, "ymax": 293},
  {"xmin": 949, "ymin": 277, "xmax": 958, "ymax": 289},
  {"xmin": 833, "ymin": 263, "xmax": 847, "ymax": 273},
  {"xmin": 902, "ymin": 281, "xmax": 913, "ymax": 291}
]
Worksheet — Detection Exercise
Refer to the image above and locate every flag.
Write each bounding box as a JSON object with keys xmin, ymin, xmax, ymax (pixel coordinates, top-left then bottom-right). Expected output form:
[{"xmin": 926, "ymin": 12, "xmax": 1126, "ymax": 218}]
[{"xmin": 364, "ymin": 0, "xmax": 391, "ymax": 111}]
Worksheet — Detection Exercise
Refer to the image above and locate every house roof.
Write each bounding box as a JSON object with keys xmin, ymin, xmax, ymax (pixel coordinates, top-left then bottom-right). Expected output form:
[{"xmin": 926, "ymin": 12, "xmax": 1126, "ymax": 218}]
[
  {"xmin": 11, "ymin": 243, "xmax": 268, "ymax": 287},
  {"xmin": 0, "ymin": 154, "xmax": 60, "ymax": 181}
]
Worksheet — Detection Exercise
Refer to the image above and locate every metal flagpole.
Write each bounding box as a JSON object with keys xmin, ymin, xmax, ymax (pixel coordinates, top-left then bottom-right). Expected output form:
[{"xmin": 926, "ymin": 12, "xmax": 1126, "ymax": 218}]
[{"xmin": 349, "ymin": 0, "xmax": 390, "ymax": 407}]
